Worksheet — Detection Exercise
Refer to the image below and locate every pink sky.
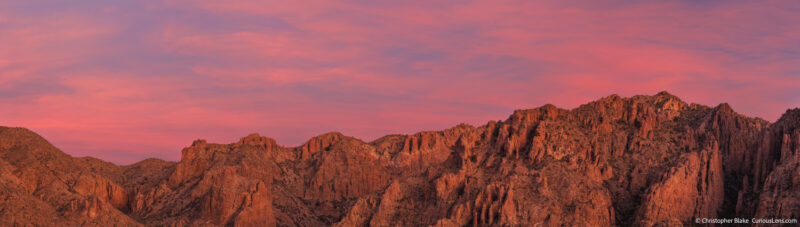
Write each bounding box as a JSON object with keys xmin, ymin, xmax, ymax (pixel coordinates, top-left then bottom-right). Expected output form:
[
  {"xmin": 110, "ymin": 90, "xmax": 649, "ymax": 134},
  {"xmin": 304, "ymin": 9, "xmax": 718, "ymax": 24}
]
[{"xmin": 1, "ymin": 0, "xmax": 799, "ymax": 164}]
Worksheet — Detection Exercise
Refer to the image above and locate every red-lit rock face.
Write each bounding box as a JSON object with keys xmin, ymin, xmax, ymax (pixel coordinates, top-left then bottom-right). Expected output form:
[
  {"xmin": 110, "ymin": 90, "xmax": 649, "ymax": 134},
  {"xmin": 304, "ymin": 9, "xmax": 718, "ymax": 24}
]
[{"xmin": 1, "ymin": 92, "xmax": 798, "ymax": 226}]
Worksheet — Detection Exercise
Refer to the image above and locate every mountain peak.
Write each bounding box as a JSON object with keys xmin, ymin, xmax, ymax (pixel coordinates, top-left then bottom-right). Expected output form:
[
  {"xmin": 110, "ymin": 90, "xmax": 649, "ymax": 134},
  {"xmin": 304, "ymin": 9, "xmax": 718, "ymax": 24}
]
[
  {"xmin": 655, "ymin": 90, "xmax": 674, "ymax": 97},
  {"xmin": 299, "ymin": 132, "xmax": 345, "ymax": 159},
  {"xmin": 774, "ymin": 108, "xmax": 800, "ymax": 129}
]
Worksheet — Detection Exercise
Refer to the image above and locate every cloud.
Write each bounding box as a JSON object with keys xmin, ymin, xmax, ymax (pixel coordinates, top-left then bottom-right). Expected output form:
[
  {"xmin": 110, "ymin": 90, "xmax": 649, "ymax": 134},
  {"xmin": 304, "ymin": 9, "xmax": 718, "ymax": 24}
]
[{"xmin": 0, "ymin": 0, "xmax": 798, "ymax": 164}]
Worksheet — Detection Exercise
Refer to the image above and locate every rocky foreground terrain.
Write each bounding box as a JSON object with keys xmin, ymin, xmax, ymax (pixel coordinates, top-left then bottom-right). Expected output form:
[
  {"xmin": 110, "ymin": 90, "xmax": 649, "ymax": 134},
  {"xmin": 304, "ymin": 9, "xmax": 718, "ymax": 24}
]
[{"xmin": 1, "ymin": 92, "xmax": 799, "ymax": 226}]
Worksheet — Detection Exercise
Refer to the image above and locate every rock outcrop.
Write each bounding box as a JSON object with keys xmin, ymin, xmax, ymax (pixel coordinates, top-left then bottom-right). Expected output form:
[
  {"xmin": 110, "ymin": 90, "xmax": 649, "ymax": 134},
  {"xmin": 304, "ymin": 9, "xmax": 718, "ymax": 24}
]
[
  {"xmin": 1, "ymin": 92, "xmax": 799, "ymax": 226},
  {"xmin": 755, "ymin": 109, "xmax": 800, "ymax": 221}
]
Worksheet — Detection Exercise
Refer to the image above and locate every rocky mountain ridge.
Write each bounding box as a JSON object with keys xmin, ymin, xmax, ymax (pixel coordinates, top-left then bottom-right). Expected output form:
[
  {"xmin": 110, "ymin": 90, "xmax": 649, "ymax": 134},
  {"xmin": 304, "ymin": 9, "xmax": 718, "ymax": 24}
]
[{"xmin": 1, "ymin": 92, "xmax": 799, "ymax": 226}]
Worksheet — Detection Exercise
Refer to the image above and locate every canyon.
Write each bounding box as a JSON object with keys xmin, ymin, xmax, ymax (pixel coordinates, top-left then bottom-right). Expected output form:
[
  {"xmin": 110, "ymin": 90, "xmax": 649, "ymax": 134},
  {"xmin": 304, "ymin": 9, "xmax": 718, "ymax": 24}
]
[{"xmin": 1, "ymin": 92, "xmax": 799, "ymax": 226}]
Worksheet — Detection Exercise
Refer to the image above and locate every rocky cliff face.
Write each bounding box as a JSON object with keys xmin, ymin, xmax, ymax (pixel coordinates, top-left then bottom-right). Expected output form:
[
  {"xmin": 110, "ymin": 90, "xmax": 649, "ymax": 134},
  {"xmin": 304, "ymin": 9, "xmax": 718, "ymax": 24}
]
[{"xmin": 1, "ymin": 92, "xmax": 799, "ymax": 226}]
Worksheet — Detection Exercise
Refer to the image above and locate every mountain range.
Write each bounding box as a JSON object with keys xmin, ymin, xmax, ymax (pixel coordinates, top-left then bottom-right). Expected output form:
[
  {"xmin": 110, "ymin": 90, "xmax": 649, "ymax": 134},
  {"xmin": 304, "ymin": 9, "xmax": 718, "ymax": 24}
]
[{"xmin": 1, "ymin": 92, "xmax": 799, "ymax": 226}]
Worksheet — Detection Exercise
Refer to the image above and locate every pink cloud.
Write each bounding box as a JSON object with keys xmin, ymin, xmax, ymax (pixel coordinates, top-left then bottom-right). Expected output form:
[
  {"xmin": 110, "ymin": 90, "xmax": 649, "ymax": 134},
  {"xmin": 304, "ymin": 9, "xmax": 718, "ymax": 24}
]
[{"xmin": 0, "ymin": 0, "xmax": 798, "ymax": 164}]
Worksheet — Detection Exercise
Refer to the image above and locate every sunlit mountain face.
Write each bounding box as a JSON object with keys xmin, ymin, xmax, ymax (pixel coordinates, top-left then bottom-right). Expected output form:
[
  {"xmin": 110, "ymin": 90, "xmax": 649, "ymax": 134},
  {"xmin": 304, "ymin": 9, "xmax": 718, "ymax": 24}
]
[
  {"xmin": 1, "ymin": 1, "xmax": 799, "ymax": 226},
  {"xmin": 2, "ymin": 93, "xmax": 800, "ymax": 226}
]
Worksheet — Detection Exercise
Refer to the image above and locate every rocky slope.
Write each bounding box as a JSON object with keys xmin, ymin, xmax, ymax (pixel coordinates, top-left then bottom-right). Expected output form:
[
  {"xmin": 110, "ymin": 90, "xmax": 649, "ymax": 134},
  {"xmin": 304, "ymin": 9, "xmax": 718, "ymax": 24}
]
[{"xmin": 1, "ymin": 92, "xmax": 799, "ymax": 226}]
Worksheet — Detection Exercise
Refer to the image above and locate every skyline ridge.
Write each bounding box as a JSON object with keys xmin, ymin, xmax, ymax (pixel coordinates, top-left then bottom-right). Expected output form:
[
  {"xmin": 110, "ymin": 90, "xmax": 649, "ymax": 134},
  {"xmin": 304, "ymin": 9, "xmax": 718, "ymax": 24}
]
[{"xmin": 5, "ymin": 91, "xmax": 796, "ymax": 165}]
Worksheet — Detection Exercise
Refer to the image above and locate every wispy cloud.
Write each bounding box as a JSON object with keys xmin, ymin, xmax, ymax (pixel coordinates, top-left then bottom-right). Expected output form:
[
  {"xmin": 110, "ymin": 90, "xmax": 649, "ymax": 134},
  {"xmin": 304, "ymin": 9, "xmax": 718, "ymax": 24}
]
[{"xmin": 0, "ymin": 0, "xmax": 798, "ymax": 164}]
